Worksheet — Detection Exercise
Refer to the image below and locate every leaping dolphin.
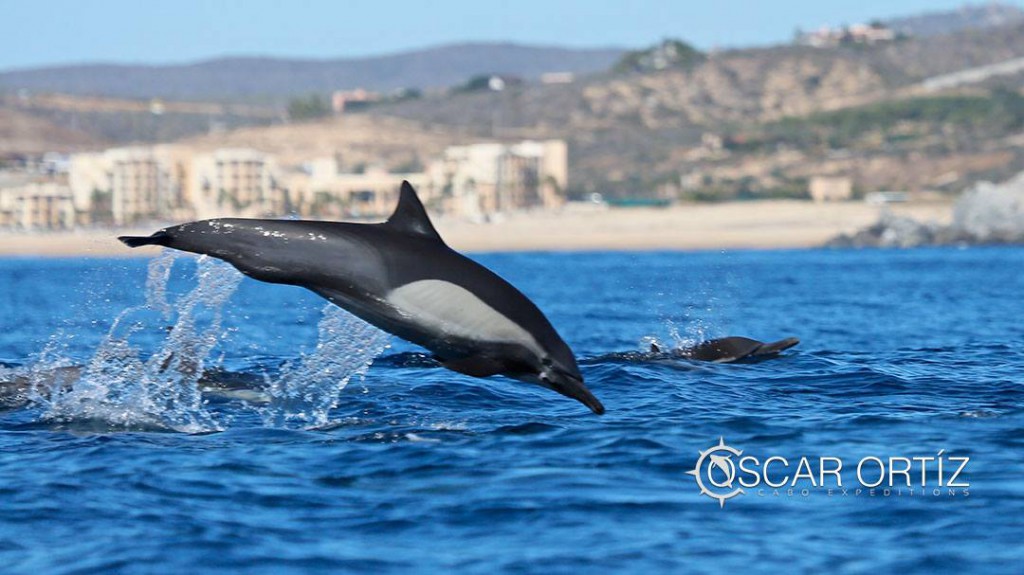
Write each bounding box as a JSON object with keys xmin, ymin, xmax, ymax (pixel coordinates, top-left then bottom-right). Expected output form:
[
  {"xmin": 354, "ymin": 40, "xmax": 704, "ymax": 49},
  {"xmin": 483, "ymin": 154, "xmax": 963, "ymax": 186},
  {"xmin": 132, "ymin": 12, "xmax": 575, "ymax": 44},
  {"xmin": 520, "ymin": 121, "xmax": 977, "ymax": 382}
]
[{"xmin": 118, "ymin": 182, "xmax": 604, "ymax": 414}]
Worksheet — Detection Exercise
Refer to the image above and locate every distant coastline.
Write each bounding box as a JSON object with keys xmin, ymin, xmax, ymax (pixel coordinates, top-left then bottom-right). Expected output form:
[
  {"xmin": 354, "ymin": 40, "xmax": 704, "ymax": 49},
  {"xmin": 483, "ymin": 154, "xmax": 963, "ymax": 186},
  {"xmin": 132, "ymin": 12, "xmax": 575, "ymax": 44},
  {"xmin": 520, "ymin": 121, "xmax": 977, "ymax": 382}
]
[{"xmin": 0, "ymin": 199, "xmax": 952, "ymax": 257}]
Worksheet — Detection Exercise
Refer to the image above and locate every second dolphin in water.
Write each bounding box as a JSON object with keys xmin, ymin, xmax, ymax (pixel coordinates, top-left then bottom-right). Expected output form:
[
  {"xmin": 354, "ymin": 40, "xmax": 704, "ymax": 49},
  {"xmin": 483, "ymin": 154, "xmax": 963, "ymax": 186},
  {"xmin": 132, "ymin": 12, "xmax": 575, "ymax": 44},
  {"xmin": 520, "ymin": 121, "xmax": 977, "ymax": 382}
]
[
  {"xmin": 653, "ymin": 336, "xmax": 799, "ymax": 362},
  {"xmin": 586, "ymin": 336, "xmax": 799, "ymax": 365},
  {"xmin": 118, "ymin": 182, "xmax": 604, "ymax": 414}
]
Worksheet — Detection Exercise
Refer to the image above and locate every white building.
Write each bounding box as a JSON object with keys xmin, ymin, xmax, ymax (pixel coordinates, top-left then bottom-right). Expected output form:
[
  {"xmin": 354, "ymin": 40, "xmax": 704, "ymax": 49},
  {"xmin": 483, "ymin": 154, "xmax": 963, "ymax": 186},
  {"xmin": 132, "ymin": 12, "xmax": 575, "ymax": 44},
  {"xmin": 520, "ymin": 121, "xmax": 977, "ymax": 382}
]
[
  {"xmin": 0, "ymin": 182, "xmax": 76, "ymax": 230},
  {"xmin": 69, "ymin": 146, "xmax": 189, "ymax": 225},
  {"xmin": 190, "ymin": 148, "xmax": 281, "ymax": 218},
  {"xmin": 279, "ymin": 159, "xmax": 428, "ymax": 219},
  {"xmin": 425, "ymin": 140, "xmax": 568, "ymax": 220}
]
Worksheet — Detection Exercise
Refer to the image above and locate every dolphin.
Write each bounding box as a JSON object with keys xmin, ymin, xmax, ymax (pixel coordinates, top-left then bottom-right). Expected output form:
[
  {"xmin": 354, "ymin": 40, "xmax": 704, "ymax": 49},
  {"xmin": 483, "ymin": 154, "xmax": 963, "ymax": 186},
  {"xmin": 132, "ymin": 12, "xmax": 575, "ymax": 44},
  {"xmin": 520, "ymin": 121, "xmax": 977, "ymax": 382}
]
[
  {"xmin": 118, "ymin": 182, "xmax": 604, "ymax": 414},
  {"xmin": 583, "ymin": 336, "xmax": 799, "ymax": 365},
  {"xmin": 651, "ymin": 336, "xmax": 799, "ymax": 363}
]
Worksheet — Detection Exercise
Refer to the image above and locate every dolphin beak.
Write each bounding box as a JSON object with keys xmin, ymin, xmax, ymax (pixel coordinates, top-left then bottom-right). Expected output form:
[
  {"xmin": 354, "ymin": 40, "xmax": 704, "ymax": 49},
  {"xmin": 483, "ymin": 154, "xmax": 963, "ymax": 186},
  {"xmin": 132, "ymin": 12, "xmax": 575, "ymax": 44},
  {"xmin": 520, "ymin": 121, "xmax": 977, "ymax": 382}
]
[{"xmin": 545, "ymin": 371, "xmax": 605, "ymax": 415}]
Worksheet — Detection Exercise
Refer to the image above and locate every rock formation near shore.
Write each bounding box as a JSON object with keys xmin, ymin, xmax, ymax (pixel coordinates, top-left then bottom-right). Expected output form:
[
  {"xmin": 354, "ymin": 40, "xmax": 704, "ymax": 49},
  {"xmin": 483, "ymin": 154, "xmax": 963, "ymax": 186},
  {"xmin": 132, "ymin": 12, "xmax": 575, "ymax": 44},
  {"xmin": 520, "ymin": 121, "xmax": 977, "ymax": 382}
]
[{"xmin": 829, "ymin": 173, "xmax": 1024, "ymax": 248}]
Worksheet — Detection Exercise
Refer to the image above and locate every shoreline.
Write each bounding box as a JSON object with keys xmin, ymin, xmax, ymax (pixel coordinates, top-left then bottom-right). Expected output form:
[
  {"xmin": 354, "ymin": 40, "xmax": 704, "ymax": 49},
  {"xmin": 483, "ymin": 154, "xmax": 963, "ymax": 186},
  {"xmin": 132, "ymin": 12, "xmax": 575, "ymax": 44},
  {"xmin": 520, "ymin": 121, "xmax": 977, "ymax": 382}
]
[{"xmin": 0, "ymin": 200, "xmax": 953, "ymax": 257}]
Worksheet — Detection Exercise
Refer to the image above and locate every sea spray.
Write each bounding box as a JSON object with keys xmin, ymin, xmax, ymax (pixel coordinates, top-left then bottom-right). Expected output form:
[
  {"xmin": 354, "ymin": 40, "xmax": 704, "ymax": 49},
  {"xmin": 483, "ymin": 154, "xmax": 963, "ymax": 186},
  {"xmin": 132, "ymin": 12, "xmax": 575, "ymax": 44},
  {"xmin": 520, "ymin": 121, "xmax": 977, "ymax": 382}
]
[
  {"xmin": 261, "ymin": 305, "xmax": 390, "ymax": 429},
  {"xmin": 25, "ymin": 251, "xmax": 390, "ymax": 431},
  {"xmin": 31, "ymin": 252, "xmax": 242, "ymax": 432}
]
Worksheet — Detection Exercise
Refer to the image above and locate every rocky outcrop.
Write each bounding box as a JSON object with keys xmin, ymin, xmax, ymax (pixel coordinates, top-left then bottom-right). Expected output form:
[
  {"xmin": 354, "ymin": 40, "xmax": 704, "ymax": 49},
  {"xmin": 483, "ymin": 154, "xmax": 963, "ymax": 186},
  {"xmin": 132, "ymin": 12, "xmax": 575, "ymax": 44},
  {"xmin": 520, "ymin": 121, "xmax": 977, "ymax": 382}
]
[
  {"xmin": 952, "ymin": 175, "xmax": 1024, "ymax": 242},
  {"xmin": 828, "ymin": 173, "xmax": 1024, "ymax": 247},
  {"xmin": 827, "ymin": 211, "xmax": 957, "ymax": 248}
]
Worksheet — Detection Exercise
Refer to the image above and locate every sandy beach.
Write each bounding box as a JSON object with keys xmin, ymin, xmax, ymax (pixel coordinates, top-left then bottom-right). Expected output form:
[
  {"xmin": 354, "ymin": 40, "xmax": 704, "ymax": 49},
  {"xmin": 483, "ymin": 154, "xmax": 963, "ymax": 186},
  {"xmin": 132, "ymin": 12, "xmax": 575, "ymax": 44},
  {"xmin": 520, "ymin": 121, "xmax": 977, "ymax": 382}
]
[{"xmin": 0, "ymin": 199, "xmax": 952, "ymax": 257}]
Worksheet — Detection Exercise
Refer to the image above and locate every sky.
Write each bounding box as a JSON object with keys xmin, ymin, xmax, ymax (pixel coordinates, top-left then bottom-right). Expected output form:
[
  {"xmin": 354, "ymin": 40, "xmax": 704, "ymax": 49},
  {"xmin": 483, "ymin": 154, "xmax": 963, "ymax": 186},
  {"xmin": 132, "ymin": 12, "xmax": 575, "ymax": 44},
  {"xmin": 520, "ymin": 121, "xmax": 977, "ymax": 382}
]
[{"xmin": 0, "ymin": 0, "xmax": 1018, "ymax": 71}]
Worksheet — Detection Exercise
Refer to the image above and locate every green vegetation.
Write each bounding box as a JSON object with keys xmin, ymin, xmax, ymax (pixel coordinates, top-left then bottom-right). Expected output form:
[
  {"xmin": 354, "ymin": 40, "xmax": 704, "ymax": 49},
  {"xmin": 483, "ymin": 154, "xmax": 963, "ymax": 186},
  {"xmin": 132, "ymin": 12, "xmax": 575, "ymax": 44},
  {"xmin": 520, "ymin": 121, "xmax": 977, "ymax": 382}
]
[
  {"xmin": 217, "ymin": 189, "xmax": 248, "ymax": 209},
  {"xmin": 393, "ymin": 157, "xmax": 424, "ymax": 173},
  {"xmin": 89, "ymin": 188, "xmax": 114, "ymax": 224},
  {"xmin": 744, "ymin": 88, "xmax": 1024, "ymax": 151},
  {"xmin": 310, "ymin": 191, "xmax": 345, "ymax": 216},
  {"xmin": 680, "ymin": 177, "xmax": 811, "ymax": 203},
  {"xmin": 455, "ymin": 75, "xmax": 493, "ymax": 93},
  {"xmin": 287, "ymin": 94, "xmax": 331, "ymax": 121},
  {"xmin": 614, "ymin": 39, "xmax": 705, "ymax": 73},
  {"xmin": 452, "ymin": 75, "xmax": 522, "ymax": 94}
]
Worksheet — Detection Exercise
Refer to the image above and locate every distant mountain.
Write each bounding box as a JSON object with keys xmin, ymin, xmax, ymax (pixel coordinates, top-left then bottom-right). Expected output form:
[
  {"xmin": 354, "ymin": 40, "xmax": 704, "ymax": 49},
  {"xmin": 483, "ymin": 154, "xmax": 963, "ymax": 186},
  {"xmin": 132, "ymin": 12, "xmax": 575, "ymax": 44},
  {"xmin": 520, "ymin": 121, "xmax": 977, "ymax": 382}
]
[
  {"xmin": 883, "ymin": 2, "xmax": 1024, "ymax": 37},
  {"xmin": 0, "ymin": 43, "xmax": 625, "ymax": 102}
]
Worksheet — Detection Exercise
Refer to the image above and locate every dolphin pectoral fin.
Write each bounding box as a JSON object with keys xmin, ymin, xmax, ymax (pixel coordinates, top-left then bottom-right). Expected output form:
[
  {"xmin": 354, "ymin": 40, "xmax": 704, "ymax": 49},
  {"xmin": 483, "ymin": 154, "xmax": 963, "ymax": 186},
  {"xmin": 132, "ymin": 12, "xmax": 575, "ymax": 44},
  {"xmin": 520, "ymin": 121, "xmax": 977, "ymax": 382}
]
[{"xmin": 438, "ymin": 355, "xmax": 507, "ymax": 377}]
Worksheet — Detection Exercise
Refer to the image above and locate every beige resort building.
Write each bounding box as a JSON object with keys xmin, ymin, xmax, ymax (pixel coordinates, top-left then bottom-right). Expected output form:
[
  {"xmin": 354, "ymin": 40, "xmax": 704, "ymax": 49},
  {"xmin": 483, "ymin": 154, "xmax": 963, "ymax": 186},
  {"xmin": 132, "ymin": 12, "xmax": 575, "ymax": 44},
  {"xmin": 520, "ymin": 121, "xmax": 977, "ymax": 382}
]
[
  {"xmin": 0, "ymin": 182, "xmax": 76, "ymax": 231},
  {"xmin": 6, "ymin": 139, "xmax": 569, "ymax": 230},
  {"xmin": 424, "ymin": 140, "xmax": 567, "ymax": 220},
  {"xmin": 69, "ymin": 146, "xmax": 192, "ymax": 225}
]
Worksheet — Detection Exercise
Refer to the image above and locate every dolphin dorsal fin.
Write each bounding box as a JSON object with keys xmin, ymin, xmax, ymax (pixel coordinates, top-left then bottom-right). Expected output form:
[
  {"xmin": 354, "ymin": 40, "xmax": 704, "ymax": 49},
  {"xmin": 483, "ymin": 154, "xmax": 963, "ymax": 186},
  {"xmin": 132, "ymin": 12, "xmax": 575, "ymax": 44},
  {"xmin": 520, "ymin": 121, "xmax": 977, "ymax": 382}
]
[{"xmin": 385, "ymin": 181, "xmax": 443, "ymax": 242}]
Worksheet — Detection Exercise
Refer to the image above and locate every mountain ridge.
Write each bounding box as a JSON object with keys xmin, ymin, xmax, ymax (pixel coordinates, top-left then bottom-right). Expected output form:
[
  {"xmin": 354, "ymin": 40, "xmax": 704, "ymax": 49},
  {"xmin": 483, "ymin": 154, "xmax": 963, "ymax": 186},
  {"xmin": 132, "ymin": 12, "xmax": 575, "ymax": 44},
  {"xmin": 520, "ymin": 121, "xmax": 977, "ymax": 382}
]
[{"xmin": 0, "ymin": 42, "xmax": 626, "ymax": 102}]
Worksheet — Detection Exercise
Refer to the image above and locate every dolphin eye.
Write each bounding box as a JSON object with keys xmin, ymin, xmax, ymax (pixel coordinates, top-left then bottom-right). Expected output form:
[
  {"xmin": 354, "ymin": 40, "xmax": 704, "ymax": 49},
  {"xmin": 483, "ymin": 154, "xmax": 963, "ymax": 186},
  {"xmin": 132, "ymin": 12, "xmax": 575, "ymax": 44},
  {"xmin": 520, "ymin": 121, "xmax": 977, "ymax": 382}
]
[{"xmin": 541, "ymin": 357, "xmax": 553, "ymax": 367}]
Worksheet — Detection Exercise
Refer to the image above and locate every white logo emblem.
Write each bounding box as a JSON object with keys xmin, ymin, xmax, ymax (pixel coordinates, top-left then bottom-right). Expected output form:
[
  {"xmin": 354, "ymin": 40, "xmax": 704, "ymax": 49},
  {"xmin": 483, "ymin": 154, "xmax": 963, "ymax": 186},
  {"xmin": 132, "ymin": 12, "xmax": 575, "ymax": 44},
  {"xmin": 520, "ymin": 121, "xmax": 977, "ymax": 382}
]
[{"xmin": 687, "ymin": 437, "xmax": 744, "ymax": 507}]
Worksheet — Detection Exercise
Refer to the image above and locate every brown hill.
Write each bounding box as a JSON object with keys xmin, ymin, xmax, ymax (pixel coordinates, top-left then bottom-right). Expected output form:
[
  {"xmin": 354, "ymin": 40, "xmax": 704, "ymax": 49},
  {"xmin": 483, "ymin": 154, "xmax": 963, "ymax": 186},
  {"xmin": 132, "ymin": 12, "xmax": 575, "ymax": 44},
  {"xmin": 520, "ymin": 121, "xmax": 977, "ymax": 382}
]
[
  {"xmin": 180, "ymin": 115, "xmax": 465, "ymax": 170},
  {"xmin": 0, "ymin": 107, "xmax": 101, "ymax": 154},
  {"xmin": 367, "ymin": 22, "xmax": 1024, "ymax": 196}
]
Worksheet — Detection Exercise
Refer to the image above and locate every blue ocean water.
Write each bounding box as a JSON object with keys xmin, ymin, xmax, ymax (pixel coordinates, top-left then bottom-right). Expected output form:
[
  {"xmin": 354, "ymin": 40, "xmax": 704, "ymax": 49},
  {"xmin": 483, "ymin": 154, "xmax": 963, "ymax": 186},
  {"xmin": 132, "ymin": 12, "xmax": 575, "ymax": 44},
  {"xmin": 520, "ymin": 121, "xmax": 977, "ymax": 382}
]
[{"xmin": 0, "ymin": 248, "xmax": 1022, "ymax": 574}]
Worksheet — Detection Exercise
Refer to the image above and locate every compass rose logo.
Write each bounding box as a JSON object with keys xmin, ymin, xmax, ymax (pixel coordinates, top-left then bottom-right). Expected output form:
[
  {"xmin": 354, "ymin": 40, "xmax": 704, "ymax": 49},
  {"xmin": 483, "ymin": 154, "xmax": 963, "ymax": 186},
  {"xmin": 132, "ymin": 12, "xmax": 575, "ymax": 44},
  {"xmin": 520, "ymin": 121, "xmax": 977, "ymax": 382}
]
[{"xmin": 687, "ymin": 437, "xmax": 744, "ymax": 507}]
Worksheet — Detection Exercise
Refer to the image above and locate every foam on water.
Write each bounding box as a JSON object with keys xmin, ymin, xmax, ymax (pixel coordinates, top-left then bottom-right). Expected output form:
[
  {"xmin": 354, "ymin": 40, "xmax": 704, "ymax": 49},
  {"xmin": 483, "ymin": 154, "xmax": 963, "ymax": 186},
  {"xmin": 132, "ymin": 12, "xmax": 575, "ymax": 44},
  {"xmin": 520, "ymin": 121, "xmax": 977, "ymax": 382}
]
[
  {"xmin": 30, "ymin": 252, "xmax": 242, "ymax": 432},
  {"xmin": 261, "ymin": 305, "xmax": 390, "ymax": 429}
]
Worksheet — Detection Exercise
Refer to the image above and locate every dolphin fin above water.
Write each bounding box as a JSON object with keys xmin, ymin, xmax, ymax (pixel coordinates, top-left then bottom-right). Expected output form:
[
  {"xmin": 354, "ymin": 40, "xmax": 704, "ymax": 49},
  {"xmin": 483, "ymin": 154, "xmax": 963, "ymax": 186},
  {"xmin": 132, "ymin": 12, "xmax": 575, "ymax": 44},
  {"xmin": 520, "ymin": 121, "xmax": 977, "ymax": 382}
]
[{"xmin": 119, "ymin": 182, "xmax": 604, "ymax": 414}]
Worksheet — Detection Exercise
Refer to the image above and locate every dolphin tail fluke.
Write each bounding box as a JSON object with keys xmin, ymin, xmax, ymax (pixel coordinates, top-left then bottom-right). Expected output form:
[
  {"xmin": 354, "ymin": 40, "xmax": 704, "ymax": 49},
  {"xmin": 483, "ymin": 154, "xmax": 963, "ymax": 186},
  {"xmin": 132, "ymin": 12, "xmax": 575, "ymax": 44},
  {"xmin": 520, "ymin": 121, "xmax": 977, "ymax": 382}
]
[
  {"xmin": 118, "ymin": 231, "xmax": 172, "ymax": 248},
  {"xmin": 753, "ymin": 337, "xmax": 800, "ymax": 356}
]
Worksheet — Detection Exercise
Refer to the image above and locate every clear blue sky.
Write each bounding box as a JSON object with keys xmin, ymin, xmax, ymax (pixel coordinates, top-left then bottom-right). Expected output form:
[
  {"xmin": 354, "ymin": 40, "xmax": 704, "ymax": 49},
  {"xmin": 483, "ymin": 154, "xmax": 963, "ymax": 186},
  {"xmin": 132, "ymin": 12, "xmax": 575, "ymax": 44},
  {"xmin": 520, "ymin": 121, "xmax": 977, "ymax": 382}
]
[{"xmin": 0, "ymin": 0, "xmax": 1017, "ymax": 71}]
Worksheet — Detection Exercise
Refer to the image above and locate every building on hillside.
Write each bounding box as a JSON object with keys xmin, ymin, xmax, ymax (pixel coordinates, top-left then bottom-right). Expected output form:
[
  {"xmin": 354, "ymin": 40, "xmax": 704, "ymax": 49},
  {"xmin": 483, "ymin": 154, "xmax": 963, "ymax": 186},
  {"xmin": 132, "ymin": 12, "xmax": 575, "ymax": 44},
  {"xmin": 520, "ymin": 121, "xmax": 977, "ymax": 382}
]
[
  {"xmin": 797, "ymin": 23, "xmax": 897, "ymax": 47},
  {"xmin": 0, "ymin": 182, "xmax": 75, "ymax": 230},
  {"xmin": 425, "ymin": 140, "xmax": 568, "ymax": 220},
  {"xmin": 331, "ymin": 89, "xmax": 382, "ymax": 114},
  {"xmin": 56, "ymin": 138, "xmax": 569, "ymax": 226},
  {"xmin": 809, "ymin": 176, "xmax": 854, "ymax": 202}
]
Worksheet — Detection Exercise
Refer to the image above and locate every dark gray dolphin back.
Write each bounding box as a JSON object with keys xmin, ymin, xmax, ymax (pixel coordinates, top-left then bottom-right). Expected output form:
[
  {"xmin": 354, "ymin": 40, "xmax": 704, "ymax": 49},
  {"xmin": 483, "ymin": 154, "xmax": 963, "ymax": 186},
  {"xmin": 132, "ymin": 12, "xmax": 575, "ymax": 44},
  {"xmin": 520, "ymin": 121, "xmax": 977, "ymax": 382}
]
[
  {"xmin": 644, "ymin": 336, "xmax": 800, "ymax": 363},
  {"xmin": 686, "ymin": 336, "xmax": 800, "ymax": 362}
]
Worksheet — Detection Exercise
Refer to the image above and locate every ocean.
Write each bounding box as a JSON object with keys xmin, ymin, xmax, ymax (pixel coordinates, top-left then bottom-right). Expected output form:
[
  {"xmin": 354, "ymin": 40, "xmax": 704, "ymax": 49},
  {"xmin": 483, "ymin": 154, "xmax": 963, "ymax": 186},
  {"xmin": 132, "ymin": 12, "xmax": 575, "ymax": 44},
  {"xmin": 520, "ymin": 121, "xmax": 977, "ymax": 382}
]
[{"xmin": 0, "ymin": 248, "xmax": 1022, "ymax": 573}]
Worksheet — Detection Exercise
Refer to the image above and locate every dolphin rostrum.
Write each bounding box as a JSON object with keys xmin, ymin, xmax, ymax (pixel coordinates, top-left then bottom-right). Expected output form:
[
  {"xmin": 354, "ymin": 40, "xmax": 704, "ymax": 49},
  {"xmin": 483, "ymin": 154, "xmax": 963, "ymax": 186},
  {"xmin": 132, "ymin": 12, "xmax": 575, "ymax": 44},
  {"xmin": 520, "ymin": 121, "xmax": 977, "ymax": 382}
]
[{"xmin": 118, "ymin": 182, "xmax": 604, "ymax": 414}]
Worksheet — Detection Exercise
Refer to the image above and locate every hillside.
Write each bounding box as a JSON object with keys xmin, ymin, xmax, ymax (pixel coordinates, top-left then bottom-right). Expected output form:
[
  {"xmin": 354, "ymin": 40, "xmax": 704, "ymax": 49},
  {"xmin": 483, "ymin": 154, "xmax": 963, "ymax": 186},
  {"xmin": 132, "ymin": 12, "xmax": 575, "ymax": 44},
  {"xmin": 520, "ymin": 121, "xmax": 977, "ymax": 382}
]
[
  {"xmin": 179, "ymin": 114, "xmax": 465, "ymax": 169},
  {"xmin": 365, "ymin": 20, "xmax": 1024, "ymax": 196},
  {"xmin": 883, "ymin": 2, "xmax": 1024, "ymax": 37},
  {"xmin": 5, "ymin": 4, "xmax": 1024, "ymax": 201},
  {"xmin": 0, "ymin": 43, "xmax": 624, "ymax": 102},
  {"xmin": 0, "ymin": 107, "xmax": 102, "ymax": 155}
]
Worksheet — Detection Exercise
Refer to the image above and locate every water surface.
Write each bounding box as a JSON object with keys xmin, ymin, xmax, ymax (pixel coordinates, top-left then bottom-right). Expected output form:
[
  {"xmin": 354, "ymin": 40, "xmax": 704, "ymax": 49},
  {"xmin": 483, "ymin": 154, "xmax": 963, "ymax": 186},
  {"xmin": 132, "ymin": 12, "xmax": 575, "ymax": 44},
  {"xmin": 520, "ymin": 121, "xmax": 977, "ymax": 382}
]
[{"xmin": 1, "ymin": 248, "xmax": 1022, "ymax": 573}]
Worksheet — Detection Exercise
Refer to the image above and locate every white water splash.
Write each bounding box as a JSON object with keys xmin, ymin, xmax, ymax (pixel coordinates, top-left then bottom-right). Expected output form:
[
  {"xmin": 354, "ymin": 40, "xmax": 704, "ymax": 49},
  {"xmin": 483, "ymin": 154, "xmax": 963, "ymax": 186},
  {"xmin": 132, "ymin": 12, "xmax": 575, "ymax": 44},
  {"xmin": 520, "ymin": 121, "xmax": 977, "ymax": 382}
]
[
  {"xmin": 30, "ymin": 252, "xmax": 242, "ymax": 433},
  {"xmin": 24, "ymin": 250, "xmax": 391, "ymax": 432},
  {"xmin": 261, "ymin": 305, "xmax": 390, "ymax": 429}
]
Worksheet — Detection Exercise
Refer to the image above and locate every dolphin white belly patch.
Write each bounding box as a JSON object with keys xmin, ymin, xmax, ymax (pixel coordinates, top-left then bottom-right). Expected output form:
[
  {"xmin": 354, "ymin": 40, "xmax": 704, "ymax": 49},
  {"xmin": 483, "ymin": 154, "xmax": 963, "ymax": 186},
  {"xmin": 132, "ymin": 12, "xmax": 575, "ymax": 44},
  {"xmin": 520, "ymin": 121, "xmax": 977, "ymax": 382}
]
[{"xmin": 387, "ymin": 280, "xmax": 541, "ymax": 352}]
